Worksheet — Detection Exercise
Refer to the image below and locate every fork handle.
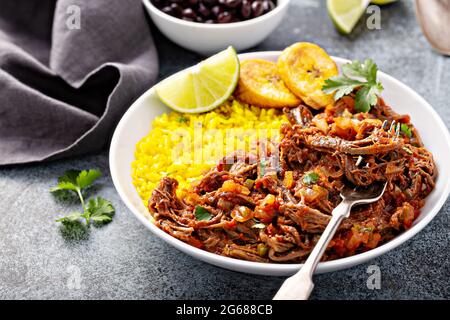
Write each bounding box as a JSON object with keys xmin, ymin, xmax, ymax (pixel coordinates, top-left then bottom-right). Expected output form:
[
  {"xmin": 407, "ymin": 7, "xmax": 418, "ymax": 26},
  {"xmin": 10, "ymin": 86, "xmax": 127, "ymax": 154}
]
[{"xmin": 273, "ymin": 201, "xmax": 352, "ymax": 300}]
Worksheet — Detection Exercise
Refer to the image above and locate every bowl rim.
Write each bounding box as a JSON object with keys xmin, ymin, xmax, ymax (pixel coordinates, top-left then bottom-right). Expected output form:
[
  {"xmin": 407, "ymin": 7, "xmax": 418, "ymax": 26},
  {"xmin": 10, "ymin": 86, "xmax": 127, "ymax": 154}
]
[
  {"xmin": 142, "ymin": 0, "xmax": 290, "ymax": 29},
  {"xmin": 110, "ymin": 51, "xmax": 450, "ymax": 275}
]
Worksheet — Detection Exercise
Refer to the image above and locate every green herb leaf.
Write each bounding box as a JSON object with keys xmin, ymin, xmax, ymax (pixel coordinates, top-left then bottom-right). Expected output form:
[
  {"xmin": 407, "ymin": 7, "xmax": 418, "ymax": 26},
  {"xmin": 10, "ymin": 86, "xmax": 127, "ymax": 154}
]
[
  {"xmin": 355, "ymin": 85, "xmax": 381, "ymax": 113},
  {"xmin": 322, "ymin": 76, "xmax": 364, "ymax": 100},
  {"xmin": 76, "ymin": 169, "xmax": 102, "ymax": 190},
  {"xmin": 50, "ymin": 169, "xmax": 101, "ymax": 193},
  {"xmin": 342, "ymin": 59, "xmax": 377, "ymax": 83},
  {"xmin": 90, "ymin": 215, "xmax": 113, "ymax": 223},
  {"xmin": 322, "ymin": 59, "xmax": 383, "ymax": 112},
  {"xmin": 194, "ymin": 206, "xmax": 212, "ymax": 221},
  {"xmin": 178, "ymin": 116, "xmax": 189, "ymax": 123},
  {"xmin": 58, "ymin": 170, "xmax": 80, "ymax": 184},
  {"xmin": 303, "ymin": 172, "xmax": 319, "ymax": 185},
  {"xmin": 56, "ymin": 212, "xmax": 82, "ymax": 223},
  {"xmin": 50, "ymin": 170, "xmax": 80, "ymax": 192},
  {"xmin": 357, "ymin": 225, "xmax": 375, "ymax": 233},
  {"xmin": 50, "ymin": 181, "xmax": 78, "ymax": 193},
  {"xmin": 87, "ymin": 197, "xmax": 115, "ymax": 219},
  {"xmin": 52, "ymin": 169, "xmax": 114, "ymax": 231},
  {"xmin": 400, "ymin": 124, "xmax": 412, "ymax": 138}
]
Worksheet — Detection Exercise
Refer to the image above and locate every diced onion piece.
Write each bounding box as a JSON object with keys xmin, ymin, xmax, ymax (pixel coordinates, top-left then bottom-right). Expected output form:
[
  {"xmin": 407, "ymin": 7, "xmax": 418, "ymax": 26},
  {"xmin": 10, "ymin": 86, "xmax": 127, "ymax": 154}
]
[
  {"xmin": 221, "ymin": 180, "xmax": 250, "ymax": 195},
  {"xmin": 299, "ymin": 185, "xmax": 328, "ymax": 202},
  {"xmin": 342, "ymin": 108, "xmax": 353, "ymax": 118},
  {"xmin": 312, "ymin": 116, "xmax": 329, "ymax": 134},
  {"xmin": 254, "ymin": 194, "xmax": 278, "ymax": 223},
  {"xmin": 244, "ymin": 179, "xmax": 255, "ymax": 190},
  {"xmin": 231, "ymin": 206, "xmax": 254, "ymax": 222},
  {"xmin": 257, "ymin": 243, "xmax": 269, "ymax": 257},
  {"xmin": 331, "ymin": 117, "xmax": 357, "ymax": 139}
]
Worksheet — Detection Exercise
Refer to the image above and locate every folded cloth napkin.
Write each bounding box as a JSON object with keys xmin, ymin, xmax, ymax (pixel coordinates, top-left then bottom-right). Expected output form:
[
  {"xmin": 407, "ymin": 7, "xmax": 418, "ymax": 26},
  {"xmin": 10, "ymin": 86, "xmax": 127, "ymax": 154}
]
[{"xmin": 0, "ymin": 0, "xmax": 158, "ymax": 165}]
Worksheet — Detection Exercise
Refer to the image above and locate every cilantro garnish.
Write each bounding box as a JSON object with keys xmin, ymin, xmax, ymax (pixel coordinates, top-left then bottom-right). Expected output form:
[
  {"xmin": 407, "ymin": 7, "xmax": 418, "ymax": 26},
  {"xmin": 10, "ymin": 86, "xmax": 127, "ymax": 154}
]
[
  {"xmin": 360, "ymin": 226, "xmax": 375, "ymax": 233},
  {"xmin": 51, "ymin": 169, "xmax": 101, "ymax": 207},
  {"xmin": 178, "ymin": 116, "xmax": 188, "ymax": 123},
  {"xmin": 52, "ymin": 169, "xmax": 115, "ymax": 227},
  {"xmin": 303, "ymin": 172, "xmax": 319, "ymax": 185},
  {"xmin": 86, "ymin": 197, "xmax": 115, "ymax": 223},
  {"xmin": 194, "ymin": 206, "xmax": 212, "ymax": 221},
  {"xmin": 400, "ymin": 124, "xmax": 412, "ymax": 138},
  {"xmin": 322, "ymin": 59, "xmax": 383, "ymax": 112}
]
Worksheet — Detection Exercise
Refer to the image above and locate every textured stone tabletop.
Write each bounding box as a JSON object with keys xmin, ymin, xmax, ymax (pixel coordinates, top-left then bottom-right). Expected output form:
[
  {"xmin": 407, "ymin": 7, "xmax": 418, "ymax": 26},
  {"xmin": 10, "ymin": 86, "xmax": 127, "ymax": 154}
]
[{"xmin": 1, "ymin": 1, "xmax": 449, "ymax": 300}]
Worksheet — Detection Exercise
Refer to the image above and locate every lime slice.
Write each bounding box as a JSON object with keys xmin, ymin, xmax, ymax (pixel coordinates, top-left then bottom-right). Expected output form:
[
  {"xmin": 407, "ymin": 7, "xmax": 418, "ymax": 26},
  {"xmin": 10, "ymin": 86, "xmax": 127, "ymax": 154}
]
[
  {"xmin": 156, "ymin": 46, "xmax": 240, "ymax": 114},
  {"xmin": 371, "ymin": 0, "xmax": 397, "ymax": 4},
  {"xmin": 327, "ymin": 0, "xmax": 371, "ymax": 34}
]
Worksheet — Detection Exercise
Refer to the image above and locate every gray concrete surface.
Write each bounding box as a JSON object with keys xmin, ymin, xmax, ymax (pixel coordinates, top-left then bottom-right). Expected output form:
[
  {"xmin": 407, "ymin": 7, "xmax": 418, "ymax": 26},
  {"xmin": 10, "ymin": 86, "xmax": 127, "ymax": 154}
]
[{"xmin": 1, "ymin": 1, "xmax": 449, "ymax": 299}]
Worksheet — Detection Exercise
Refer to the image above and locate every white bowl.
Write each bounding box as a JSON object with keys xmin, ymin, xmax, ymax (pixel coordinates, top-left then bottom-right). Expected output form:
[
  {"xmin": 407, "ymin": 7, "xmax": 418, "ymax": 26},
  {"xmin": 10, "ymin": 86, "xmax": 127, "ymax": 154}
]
[
  {"xmin": 143, "ymin": 0, "xmax": 290, "ymax": 55},
  {"xmin": 110, "ymin": 51, "xmax": 450, "ymax": 276}
]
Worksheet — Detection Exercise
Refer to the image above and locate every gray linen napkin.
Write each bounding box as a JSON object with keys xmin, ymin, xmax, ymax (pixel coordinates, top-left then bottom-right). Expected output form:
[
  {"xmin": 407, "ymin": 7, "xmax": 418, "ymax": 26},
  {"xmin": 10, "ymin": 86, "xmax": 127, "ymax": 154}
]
[{"xmin": 0, "ymin": 0, "xmax": 158, "ymax": 165}]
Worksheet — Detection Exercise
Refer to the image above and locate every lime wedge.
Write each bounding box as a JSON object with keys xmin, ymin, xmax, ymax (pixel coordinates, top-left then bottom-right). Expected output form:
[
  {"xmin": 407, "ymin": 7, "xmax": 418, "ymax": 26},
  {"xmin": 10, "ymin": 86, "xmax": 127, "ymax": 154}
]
[
  {"xmin": 327, "ymin": 0, "xmax": 371, "ymax": 34},
  {"xmin": 156, "ymin": 46, "xmax": 240, "ymax": 114},
  {"xmin": 371, "ymin": 0, "xmax": 397, "ymax": 4}
]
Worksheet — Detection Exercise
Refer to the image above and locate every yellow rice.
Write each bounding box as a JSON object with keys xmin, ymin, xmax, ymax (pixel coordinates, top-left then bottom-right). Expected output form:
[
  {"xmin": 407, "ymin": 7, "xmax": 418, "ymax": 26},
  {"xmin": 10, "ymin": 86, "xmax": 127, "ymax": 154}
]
[{"xmin": 132, "ymin": 99, "xmax": 287, "ymax": 204}]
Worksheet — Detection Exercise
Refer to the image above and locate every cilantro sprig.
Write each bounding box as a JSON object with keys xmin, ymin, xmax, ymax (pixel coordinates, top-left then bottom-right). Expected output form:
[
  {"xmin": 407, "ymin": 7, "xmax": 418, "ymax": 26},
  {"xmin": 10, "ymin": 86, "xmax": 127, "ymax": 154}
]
[
  {"xmin": 194, "ymin": 205, "xmax": 212, "ymax": 221},
  {"xmin": 400, "ymin": 124, "xmax": 412, "ymax": 138},
  {"xmin": 51, "ymin": 169, "xmax": 115, "ymax": 227},
  {"xmin": 303, "ymin": 172, "xmax": 319, "ymax": 185},
  {"xmin": 322, "ymin": 59, "xmax": 383, "ymax": 112}
]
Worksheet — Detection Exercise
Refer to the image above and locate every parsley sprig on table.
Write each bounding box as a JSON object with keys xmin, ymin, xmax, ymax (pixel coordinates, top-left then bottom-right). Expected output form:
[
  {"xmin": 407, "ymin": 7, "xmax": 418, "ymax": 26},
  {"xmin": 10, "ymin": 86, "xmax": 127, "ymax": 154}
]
[
  {"xmin": 322, "ymin": 59, "xmax": 383, "ymax": 112},
  {"xmin": 51, "ymin": 169, "xmax": 115, "ymax": 226}
]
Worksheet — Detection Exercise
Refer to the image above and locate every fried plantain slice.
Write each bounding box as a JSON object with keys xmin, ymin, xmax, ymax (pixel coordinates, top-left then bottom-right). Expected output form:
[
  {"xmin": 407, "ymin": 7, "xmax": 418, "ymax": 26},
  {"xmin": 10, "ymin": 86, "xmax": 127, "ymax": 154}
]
[
  {"xmin": 277, "ymin": 42, "xmax": 338, "ymax": 110},
  {"xmin": 234, "ymin": 59, "xmax": 301, "ymax": 108}
]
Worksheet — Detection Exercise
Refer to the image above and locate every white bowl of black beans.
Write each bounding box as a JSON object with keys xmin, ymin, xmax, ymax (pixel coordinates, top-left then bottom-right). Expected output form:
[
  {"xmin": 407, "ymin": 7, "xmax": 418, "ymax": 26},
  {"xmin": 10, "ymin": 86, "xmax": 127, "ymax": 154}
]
[{"xmin": 143, "ymin": 0, "xmax": 290, "ymax": 55}]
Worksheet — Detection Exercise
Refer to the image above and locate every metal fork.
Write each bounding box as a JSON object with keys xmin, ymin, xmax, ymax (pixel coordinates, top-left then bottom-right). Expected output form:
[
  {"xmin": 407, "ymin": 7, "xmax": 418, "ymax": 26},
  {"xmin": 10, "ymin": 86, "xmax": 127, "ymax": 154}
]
[{"xmin": 273, "ymin": 181, "xmax": 388, "ymax": 300}]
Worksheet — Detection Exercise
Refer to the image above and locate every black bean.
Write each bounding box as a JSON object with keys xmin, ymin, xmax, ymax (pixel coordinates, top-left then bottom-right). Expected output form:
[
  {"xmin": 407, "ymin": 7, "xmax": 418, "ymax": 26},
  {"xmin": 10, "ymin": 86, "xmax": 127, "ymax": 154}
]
[
  {"xmin": 155, "ymin": 0, "xmax": 277, "ymax": 23},
  {"xmin": 182, "ymin": 7, "xmax": 197, "ymax": 19},
  {"xmin": 217, "ymin": 11, "xmax": 232, "ymax": 23},
  {"xmin": 211, "ymin": 5, "xmax": 223, "ymax": 17},
  {"xmin": 240, "ymin": 0, "xmax": 251, "ymax": 19},
  {"xmin": 223, "ymin": 0, "xmax": 241, "ymax": 9},
  {"xmin": 161, "ymin": 5, "xmax": 173, "ymax": 15},
  {"xmin": 202, "ymin": 0, "xmax": 218, "ymax": 6},
  {"xmin": 251, "ymin": 0, "xmax": 264, "ymax": 17},
  {"xmin": 262, "ymin": 0, "xmax": 275, "ymax": 13},
  {"xmin": 170, "ymin": 3, "xmax": 183, "ymax": 17},
  {"xmin": 198, "ymin": 3, "xmax": 211, "ymax": 17},
  {"xmin": 151, "ymin": 0, "xmax": 167, "ymax": 8}
]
